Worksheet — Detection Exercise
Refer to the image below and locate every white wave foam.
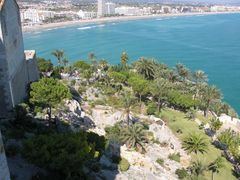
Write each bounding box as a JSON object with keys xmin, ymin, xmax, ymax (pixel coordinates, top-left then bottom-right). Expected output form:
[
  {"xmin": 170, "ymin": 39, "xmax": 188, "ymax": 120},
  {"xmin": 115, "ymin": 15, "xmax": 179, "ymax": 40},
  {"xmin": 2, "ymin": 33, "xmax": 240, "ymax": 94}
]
[{"xmin": 78, "ymin": 24, "xmax": 105, "ymax": 30}]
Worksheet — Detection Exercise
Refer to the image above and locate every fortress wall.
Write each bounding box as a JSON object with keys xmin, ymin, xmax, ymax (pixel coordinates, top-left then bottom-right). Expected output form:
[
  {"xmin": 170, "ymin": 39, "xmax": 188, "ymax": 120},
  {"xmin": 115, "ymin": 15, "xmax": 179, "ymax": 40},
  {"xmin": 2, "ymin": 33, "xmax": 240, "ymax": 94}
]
[
  {"xmin": 0, "ymin": 131, "xmax": 11, "ymax": 180},
  {"xmin": 1, "ymin": 0, "xmax": 25, "ymax": 79},
  {"xmin": 25, "ymin": 51, "xmax": 40, "ymax": 83},
  {"xmin": 10, "ymin": 60, "xmax": 29, "ymax": 106}
]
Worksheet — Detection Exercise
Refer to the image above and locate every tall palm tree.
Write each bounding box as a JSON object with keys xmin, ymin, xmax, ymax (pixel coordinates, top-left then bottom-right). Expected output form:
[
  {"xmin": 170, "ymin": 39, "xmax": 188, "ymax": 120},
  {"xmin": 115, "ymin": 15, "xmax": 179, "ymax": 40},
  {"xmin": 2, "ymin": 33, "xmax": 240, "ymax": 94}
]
[
  {"xmin": 193, "ymin": 70, "xmax": 208, "ymax": 99},
  {"xmin": 121, "ymin": 92, "xmax": 136, "ymax": 126},
  {"xmin": 193, "ymin": 70, "xmax": 208, "ymax": 84},
  {"xmin": 208, "ymin": 157, "xmax": 225, "ymax": 180},
  {"xmin": 150, "ymin": 78, "xmax": 169, "ymax": 112},
  {"xmin": 121, "ymin": 52, "xmax": 129, "ymax": 67},
  {"xmin": 134, "ymin": 58, "xmax": 156, "ymax": 80},
  {"xmin": 189, "ymin": 160, "xmax": 207, "ymax": 179},
  {"xmin": 199, "ymin": 85, "xmax": 222, "ymax": 117},
  {"xmin": 120, "ymin": 123, "xmax": 148, "ymax": 153},
  {"xmin": 183, "ymin": 133, "xmax": 209, "ymax": 154},
  {"xmin": 175, "ymin": 63, "xmax": 191, "ymax": 82},
  {"xmin": 52, "ymin": 49, "xmax": 64, "ymax": 66}
]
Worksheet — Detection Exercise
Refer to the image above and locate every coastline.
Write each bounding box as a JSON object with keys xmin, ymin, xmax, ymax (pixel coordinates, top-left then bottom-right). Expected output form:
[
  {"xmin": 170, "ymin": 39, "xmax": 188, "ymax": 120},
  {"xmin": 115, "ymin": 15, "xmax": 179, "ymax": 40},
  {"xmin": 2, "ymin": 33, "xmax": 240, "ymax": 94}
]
[{"xmin": 22, "ymin": 11, "xmax": 240, "ymax": 33}]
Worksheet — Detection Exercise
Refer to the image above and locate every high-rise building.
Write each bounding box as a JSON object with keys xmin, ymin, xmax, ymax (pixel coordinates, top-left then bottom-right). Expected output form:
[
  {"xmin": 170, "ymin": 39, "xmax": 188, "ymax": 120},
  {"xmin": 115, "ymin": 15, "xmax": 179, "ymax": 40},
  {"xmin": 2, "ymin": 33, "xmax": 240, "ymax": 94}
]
[
  {"xmin": 105, "ymin": 2, "xmax": 115, "ymax": 15},
  {"xmin": 97, "ymin": 0, "xmax": 105, "ymax": 17},
  {"xmin": 0, "ymin": 0, "xmax": 39, "ymax": 117}
]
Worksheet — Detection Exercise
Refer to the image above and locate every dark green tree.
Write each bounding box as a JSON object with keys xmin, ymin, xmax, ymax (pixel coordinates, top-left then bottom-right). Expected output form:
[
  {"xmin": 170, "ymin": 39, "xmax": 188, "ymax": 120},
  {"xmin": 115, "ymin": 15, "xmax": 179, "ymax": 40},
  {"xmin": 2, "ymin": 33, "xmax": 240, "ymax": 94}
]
[
  {"xmin": 30, "ymin": 78, "xmax": 71, "ymax": 122},
  {"xmin": 37, "ymin": 57, "xmax": 53, "ymax": 73}
]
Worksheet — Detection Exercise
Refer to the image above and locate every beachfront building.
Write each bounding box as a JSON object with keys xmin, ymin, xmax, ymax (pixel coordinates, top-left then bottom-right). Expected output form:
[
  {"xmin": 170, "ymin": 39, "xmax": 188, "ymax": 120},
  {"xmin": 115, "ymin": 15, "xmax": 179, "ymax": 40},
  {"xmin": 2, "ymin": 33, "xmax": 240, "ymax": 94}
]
[
  {"xmin": 21, "ymin": 8, "xmax": 55, "ymax": 25},
  {"xmin": 77, "ymin": 10, "xmax": 97, "ymax": 19},
  {"xmin": 115, "ymin": 6, "xmax": 142, "ymax": 16},
  {"xmin": 105, "ymin": 2, "xmax": 115, "ymax": 15},
  {"xmin": 0, "ymin": 0, "xmax": 39, "ymax": 117},
  {"xmin": 97, "ymin": 0, "xmax": 106, "ymax": 17}
]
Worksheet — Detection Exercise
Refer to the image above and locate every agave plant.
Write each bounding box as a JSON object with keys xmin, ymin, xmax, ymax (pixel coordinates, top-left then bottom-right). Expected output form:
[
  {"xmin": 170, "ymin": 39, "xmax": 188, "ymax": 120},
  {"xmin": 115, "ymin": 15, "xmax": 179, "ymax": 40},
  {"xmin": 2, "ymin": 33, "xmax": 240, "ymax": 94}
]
[
  {"xmin": 183, "ymin": 133, "xmax": 209, "ymax": 154},
  {"xmin": 120, "ymin": 123, "xmax": 148, "ymax": 153}
]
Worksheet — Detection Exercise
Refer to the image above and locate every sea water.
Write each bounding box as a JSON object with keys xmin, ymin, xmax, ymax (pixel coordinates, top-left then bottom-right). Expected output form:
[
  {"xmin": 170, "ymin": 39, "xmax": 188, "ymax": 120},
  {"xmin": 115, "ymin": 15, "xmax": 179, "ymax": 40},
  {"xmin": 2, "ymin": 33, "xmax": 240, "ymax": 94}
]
[{"xmin": 23, "ymin": 13, "xmax": 240, "ymax": 113}]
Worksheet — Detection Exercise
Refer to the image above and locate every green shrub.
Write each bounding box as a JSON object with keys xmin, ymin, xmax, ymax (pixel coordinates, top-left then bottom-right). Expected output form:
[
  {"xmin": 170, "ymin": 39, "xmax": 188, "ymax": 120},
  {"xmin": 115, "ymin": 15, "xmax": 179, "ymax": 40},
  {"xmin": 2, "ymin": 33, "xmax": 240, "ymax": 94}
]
[
  {"xmin": 22, "ymin": 132, "xmax": 98, "ymax": 179},
  {"xmin": 119, "ymin": 158, "xmax": 130, "ymax": 172},
  {"xmin": 168, "ymin": 152, "xmax": 181, "ymax": 162},
  {"xmin": 167, "ymin": 90, "xmax": 198, "ymax": 110},
  {"xmin": 175, "ymin": 168, "xmax": 188, "ymax": 179},
  {"xmin": 104, "ymin": 123, "xmax": 122, "ymax": 143},
  {"xmin": 73, "ymin": 60, "xmax": 91, "ymax": 70},
  {"xmin": 147, "ymin": 102, "xmax": 157, "ymax": 115},
  {"xmin": 156, "ymin": 158, "xmax": 164, "ymax": 166}
]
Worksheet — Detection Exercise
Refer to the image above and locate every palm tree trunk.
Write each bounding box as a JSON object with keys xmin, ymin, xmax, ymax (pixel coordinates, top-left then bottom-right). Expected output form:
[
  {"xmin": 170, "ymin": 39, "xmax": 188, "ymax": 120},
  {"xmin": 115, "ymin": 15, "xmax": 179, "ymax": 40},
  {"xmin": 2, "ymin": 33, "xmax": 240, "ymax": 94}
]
[
  {"xmin": 212, "ymin": 172, "xmax": 214, "ymax": 180},
  {"xmin": 157, "ymin": 97, "xmax": 161, "ymax": 112}
]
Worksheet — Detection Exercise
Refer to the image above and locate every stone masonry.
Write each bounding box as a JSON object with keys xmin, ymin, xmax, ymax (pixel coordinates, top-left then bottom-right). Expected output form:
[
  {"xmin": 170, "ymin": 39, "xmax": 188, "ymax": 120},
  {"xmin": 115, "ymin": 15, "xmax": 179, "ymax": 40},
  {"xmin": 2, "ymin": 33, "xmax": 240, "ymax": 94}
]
[{"xmin": 0, "ymin": 0, "xmax": 39, "ymax": 117}]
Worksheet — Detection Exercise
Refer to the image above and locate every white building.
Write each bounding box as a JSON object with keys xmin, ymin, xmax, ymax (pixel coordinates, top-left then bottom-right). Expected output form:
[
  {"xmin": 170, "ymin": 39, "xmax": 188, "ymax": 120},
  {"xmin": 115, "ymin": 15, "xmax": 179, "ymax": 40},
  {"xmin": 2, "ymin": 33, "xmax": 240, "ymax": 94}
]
[
  {"xmin": 115, "ymin": 6, "xmax": 141, "ymax": 16},
  {"xmin": 21, "ymin": 9, "xmax": 54, "ymax": 25},
  {"xmin": 105, "ymin": 2, "xmax": 115, "ymax": 15},
  {"xmin": 77, "ymin": 10, "xmax": 97, "ymax": 19},
  {"xmin": 97, "ymin": 0, "xmax": 105, "ymax": 17}
]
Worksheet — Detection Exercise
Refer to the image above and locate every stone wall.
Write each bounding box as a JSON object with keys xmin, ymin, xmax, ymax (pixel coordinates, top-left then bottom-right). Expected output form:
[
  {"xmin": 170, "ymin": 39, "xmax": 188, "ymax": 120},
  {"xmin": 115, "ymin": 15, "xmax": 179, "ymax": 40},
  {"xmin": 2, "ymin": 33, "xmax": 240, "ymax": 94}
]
[
  {"xmin": 0, "ymin": 0, "xmax": 39, "ymax": 117},
  {"xmin": 0, "ymin": 131, "xmax": 11, "ymax": 180}
]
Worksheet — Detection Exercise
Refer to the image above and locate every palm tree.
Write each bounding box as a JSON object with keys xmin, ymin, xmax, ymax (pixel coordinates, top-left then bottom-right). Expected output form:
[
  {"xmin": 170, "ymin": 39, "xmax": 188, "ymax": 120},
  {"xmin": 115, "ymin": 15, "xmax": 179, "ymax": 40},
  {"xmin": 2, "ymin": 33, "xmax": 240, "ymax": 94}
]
[
  {"xmin": 150, "ymin": 78, "xmax": 169, "ymax": 112},
  {"xmin": 120, "ymin": 123, "xmax": 148, "ymax": 153},
  {"xmin": 134, "ymin": 58, "xmax": 156, "ymax": 80},
  {"xmin": 121, "ymin": 52, "xmax": 129, "ymax": 67},
  {"xmin": 189, "ymin": 160, "xmax": 207, "ymax": 179},
  {"xmin": 208, "ymin": 157, "xmax": 225, "ymax": 180},
  {"xmin": 183, "ymin": 133, "xmax": 208, "ymax": 154},
  {"xmin": 193, "ymin": 70, "xmax": 208, "ymax": 99},
  {"xmin": 62, "ymin": 57, "xmax": 69, "ymax": 67},
  {"xmin": 193, "ymin": 70, "xmax": 208, "ymax": 84},
  {"xmin": 175, "ymin": 63, "xmax": 191, "ymax": 82},
  {"xmin": 199, "ymin": 85, "xmax": 222, "ymax": 117},
  {"xmin": 121, "ymin": 92, "xmax": 136, "ymax": 126},
  {"xmin": 52, "ymin": 49, "xmax": 64, "ymax": 66}
]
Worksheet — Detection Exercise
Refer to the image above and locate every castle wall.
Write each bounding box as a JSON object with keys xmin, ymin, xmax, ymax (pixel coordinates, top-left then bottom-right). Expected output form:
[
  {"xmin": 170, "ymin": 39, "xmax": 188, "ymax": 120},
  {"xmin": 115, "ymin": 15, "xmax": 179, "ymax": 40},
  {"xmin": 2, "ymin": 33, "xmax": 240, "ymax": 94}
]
[
  {"xmin": 25, "ymin": 50, "xmax": 40, "ymax": 83},
  {"xmin": 1, "ymin": 0, "xmax": 25, "ymax": 78},
  {"xmin": 0, "ymin": 131, "xmax": 11, "ymax": 180}
]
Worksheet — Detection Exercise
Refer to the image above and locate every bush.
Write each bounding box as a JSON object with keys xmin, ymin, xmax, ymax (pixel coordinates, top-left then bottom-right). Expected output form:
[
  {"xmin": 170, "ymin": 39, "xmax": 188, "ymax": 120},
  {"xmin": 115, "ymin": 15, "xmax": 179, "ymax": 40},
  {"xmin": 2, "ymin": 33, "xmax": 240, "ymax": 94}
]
[
  {"xmin": 22, "ymin": 132, "xmax": 98, "ymax": 179},
  {"xmin": 167, "ymin": 90, "xmax": 198, "ymax": 110},
  {"xmin": 168, "ymin": 152, "xmax": 181, "ymax": 162},
  {"xmin": 119, "ymin": 158, "xmax": 130, "ymax": 172},
  {"xmin": 105, "ymin": 123, "xmax": 122, "ymax": 143},
  {"xmin": 156, "ymin": 158, "xmax": 164, "ymax": 166},
  {"xmin": 175, "ymin": 168, "xmax": 188, "ymax": 179},
  {"xmin": 73, "ymin": 60, "xmax": 91, "ymax": 70},
  {"xmin": 147, "ymin": 102, "xmax": 157, "ymax": 115}
]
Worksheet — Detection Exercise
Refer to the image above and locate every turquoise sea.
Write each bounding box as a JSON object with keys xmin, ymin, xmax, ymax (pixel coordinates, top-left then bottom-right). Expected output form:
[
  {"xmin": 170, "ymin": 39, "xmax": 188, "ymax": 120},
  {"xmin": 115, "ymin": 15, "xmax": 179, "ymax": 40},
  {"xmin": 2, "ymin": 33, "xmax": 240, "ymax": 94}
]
[{"xmin": 23, "ymin": 13, "xmax": 240, "ymax": 113}]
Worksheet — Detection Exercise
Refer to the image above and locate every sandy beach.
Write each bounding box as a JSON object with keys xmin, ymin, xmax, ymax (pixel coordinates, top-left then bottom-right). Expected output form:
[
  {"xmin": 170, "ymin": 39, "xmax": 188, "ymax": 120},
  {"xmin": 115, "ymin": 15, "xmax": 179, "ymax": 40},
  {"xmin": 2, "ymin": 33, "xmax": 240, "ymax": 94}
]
[{"xmin": 22, "ymin": 11, "xmax": 240, "ymax": 33}]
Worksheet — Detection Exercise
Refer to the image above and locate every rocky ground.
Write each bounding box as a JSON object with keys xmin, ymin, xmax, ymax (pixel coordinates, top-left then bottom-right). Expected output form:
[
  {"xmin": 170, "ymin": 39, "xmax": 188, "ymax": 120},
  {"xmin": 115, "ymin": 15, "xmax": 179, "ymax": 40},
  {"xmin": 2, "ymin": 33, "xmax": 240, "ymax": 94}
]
[{"xmin": 77, "ymin": 103, "xmax": 191, "ymax": 180}]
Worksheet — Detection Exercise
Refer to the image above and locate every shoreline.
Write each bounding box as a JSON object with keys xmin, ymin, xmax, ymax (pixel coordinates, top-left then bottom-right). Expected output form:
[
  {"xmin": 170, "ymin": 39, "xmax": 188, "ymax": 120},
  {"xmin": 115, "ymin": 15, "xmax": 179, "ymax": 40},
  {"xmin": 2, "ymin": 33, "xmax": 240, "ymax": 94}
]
[{"xmin": 23, "ymin": 11, "xmax": 240, "ymax": 33}]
